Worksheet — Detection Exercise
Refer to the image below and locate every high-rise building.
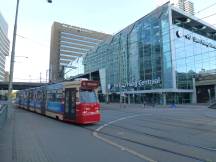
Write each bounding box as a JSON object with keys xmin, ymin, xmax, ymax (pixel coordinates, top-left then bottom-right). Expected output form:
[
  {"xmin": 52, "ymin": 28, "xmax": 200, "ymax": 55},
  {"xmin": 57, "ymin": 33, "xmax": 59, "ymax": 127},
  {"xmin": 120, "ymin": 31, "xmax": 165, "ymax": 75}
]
[
  {"xmin": 170, "ymin": 0, "xmax": 185, "ymax": 10},
  {"xmin": 171, "ymin": 0, "xmax": 194, "ymax": 15},
  {"xmin": 156, "ymin": 0, "xmax": 194, "ymax": 15},
  {"xmin": 183, "ymin": 0, "xmax": 194, "ymax": 15},
  {"xmin": 0, "ymin": 12, "xmax": 10, "ymax": 81},
  {"xmin": 49, "ymin": 22, "xmax": 111, "ymax": 82},
  {"xmin": 4, "ymin": 71, "xmax": 9, "ymax": 81}
]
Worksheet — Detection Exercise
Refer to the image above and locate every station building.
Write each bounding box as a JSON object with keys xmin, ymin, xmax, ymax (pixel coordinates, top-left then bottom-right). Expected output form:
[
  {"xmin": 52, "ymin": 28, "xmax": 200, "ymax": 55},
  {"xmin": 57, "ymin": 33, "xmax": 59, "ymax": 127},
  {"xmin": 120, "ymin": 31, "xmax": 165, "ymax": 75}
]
[{"xmin": 83, "ymin": 2, "xmax": 216, "ymax": 104}]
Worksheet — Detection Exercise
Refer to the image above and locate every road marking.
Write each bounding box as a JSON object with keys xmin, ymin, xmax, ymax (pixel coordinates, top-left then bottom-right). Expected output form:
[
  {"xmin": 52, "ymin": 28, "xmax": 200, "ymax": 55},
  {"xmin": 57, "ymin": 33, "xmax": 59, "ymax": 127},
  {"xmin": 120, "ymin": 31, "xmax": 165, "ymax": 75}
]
[{"xmin": 93, "ymin": 114, "xmax": 157, "ymax": 162}]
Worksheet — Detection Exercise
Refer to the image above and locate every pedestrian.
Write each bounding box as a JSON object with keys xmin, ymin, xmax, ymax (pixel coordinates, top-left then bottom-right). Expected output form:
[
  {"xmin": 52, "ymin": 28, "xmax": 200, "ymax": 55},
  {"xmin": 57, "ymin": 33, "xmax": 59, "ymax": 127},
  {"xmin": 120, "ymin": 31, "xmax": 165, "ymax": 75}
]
[
  {"xmin": 171, "ymin": 100, "xmax": 176, "ymax": 108},
  {"xmin": 143, "ymin": 100, "xmax": 146, "ymax": 108}
]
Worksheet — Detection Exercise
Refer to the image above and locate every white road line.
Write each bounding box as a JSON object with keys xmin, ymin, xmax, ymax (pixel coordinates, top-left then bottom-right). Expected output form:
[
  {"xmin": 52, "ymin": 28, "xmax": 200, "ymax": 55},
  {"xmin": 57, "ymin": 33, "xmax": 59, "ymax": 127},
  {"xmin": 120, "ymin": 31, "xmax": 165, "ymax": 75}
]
[{"xmin": 93, "ymin": 114, "xmax": 157, "ymax": 162}]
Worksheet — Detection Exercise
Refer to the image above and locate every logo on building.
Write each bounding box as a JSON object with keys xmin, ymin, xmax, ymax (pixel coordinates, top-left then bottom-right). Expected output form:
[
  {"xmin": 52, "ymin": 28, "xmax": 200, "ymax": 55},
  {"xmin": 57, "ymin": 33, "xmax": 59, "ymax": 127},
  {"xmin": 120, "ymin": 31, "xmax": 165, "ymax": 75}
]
[
  {"xmin": 176, "ymin": 30, "xmax": 216, "ymax": 49},
  {"xmin": 113, "ymin": 77, "xmax": 161, "ymax": 89},
  {"xmin": 176, "ymin": 30, "xmax": 183, "ymax": 38}
]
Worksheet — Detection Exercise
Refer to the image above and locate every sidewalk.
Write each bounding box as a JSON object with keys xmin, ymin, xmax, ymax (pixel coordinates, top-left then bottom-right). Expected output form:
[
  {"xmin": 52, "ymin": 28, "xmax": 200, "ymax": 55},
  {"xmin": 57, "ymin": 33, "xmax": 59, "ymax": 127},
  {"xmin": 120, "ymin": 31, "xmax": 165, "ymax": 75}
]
[{"xmin": 0, "ymin": 104, "xmax": 8, "ymax": 129}]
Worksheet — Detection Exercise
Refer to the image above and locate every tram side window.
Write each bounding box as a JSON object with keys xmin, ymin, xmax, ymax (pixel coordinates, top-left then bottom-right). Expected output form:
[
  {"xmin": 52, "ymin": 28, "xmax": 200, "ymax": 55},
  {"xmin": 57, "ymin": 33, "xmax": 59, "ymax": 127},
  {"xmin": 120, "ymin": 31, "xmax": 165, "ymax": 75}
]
[
  {"xmin": 24, "ymin": 92, "xmax": 29, "ymax": 100},
  {"xmin": 47, "ymin": 93, "xmax": 56, "ymax": 102},
  {"xmin": 56, "ymin": 93, "xmax": 63, "ymax": 102},
  {"xmin": 47, "ymin": 91, "xmax": 63, "ymax": 102},
  {"xmin": 29, "ymin": 91, "xmax": 34, "ymax": 100},
  {"xmin": 37, "ymin": 92, "xmax": 42, "ymax": 102},
  {"xmin": 23, "ymin": 93, "xmax": 26, "ymax": 100},
  {"xmin": 79, "ymin": 90, "xmax": 97, "ymax": 103}
]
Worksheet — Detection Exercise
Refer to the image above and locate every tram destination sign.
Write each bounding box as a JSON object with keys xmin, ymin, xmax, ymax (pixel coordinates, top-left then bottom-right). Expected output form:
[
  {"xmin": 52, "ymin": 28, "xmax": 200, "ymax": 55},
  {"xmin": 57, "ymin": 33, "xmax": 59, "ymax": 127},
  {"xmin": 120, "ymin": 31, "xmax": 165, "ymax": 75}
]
[
  {"xmin": 81, "ymin": 81, "xmax": 99, "ymax": 89},
  {"xmin": 176, "ymin": 30, "xmax": 216, "ymax": 49}
]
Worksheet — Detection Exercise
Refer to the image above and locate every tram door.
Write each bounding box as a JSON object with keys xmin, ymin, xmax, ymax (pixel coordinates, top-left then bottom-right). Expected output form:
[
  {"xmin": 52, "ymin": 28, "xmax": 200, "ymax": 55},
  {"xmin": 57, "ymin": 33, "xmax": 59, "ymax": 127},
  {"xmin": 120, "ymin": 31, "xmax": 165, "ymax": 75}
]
[
  {"xmin": 64, "ymin": 88, "xmax": 76, "ymax": 120},
  {"xmin": 41, "ymin": 91, "xmax": 46, "ymax": 115},
  {"xmin": 27, "ymin": 91, "xmax": 30, "ymax": 109}
]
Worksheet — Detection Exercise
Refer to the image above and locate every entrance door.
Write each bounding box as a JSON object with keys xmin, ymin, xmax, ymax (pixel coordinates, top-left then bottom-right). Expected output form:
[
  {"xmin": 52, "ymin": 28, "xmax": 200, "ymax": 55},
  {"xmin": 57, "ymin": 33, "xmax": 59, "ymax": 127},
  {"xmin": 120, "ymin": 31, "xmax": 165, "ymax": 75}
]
[{"xmin": 64, "ymin": 88, "xmax": 76, "ymax": 120}]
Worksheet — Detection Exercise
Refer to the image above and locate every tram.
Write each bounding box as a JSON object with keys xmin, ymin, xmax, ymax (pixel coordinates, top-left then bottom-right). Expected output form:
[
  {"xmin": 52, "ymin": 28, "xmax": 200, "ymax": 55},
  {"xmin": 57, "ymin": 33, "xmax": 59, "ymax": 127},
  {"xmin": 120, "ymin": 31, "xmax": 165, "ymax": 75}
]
[{"xmin": 16, "ymin": 80, "xmax": 100, "ymax": 124}]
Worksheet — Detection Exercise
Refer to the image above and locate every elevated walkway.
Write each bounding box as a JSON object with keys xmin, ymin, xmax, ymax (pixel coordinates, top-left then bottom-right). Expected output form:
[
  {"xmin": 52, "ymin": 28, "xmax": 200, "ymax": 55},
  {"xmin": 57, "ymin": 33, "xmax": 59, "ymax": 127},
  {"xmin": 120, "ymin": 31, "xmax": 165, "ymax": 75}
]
[{"xmin": 0, "ymin": 82, "xmax": 46, "ymax": 90}]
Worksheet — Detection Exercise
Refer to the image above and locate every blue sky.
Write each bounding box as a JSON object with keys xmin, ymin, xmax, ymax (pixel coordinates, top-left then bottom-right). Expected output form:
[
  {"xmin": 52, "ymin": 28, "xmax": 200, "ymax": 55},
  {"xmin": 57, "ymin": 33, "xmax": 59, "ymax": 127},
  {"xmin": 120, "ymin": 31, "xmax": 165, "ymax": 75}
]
[{"xmin": 0, "ymin": 0, "xmax": 216, "ymax": 82}]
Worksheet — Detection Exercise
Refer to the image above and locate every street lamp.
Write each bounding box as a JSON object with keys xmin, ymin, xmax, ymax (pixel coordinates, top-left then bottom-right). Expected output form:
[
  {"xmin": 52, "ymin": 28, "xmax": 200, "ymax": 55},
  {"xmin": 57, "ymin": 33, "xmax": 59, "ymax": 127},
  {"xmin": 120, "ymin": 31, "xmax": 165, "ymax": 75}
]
[
  {"xmin": 8, "ymin": 0, "xmax": 52, "ymax": 100},
  {"xmin": 8, "ymin": 0, "xmax": 20, "ymax": 99},
  {"xmin": 13, "ymin": 56, "xmax": 29, "ymax": 64},
  {"xmin": 15, "ymin": 56, "xmax": 28, "ymax": 59}
]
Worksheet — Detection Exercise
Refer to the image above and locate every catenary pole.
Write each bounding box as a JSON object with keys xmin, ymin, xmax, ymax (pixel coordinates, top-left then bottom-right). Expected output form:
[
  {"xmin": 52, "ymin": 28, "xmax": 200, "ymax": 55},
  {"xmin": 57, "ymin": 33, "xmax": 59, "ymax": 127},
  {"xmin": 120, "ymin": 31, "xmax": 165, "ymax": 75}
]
[
  {"xmin": 8, "ymin": 0, "xmax": 52, "ymax": 99},
  {"xmin": 8, "ymin": 0, "xmax": 20, "ymax": 99}
]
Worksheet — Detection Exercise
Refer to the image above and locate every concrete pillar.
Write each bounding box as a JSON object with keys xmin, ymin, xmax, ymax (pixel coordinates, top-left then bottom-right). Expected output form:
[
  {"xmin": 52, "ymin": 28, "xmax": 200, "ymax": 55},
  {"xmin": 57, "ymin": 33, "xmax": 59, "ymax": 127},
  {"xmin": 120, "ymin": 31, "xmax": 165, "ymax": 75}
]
[
  {"xmin": 133, "ymin": 94, "xmax": 135, "ymax": 103},
  {"xmin": 105, "ymin": 93, "xmax": 109, "ymax": 104},
  {"xmin": 89, "ymin": 73, "xmax": 92, "ymax": 80},
  {"xmin": 163, "ymin": 93, "xmax": 167, "ymax": 105},
  {"xmin": 128, "ymin": 94, "xmax": 131, "ymax": 104},
  {"xmin": 192, "ymin": 78, "xmax": 197, "ymax": 104}
]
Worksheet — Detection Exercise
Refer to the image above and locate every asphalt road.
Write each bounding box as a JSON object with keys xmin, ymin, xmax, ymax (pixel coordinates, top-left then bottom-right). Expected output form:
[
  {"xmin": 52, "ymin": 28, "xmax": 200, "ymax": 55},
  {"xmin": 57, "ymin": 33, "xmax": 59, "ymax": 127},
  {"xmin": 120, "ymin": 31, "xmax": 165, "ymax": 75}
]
[{"xmin": 1, "ymin": 104, "xmax": 216, "ymax": 162}]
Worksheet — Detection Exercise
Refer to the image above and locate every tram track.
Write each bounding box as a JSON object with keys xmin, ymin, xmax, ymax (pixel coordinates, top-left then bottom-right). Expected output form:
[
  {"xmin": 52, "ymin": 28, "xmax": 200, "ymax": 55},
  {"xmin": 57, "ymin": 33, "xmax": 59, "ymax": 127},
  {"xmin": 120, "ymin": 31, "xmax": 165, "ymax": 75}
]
[
  {"xmin": 94, "ymin": 131, "xmax": 210, "ymax": 162},
  {"xmin": 102, "ymin": 108, "xmax": 216, "ymax": 134},
  {"xmin": 105, "ymin": 121, "xmax": 216, "ymax": 152},
  {"xmin": 105, "ymin": 114, "xmax": 216, "ymax": 152},
  {"xmin": 82, "ymin": 113, "xmax": 215, "ymax": 162},
  {"xmin": 132, "ymin": 116, "xmax": 216, "ymax": 134},
  {"xmin": 103, "ymin": 107, "xmax": 216, "ymax": 133}
]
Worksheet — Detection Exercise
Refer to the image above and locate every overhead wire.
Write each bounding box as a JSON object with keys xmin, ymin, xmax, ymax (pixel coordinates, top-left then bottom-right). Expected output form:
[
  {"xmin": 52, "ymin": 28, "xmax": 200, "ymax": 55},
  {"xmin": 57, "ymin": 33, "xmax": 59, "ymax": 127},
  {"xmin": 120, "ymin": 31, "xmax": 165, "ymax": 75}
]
[
  {"xmin": 200, "ymin": 12, "xmax": 216, "ymax": 20},
  {"xmin": 195, "ymin": 2, "xmax": 216, "ymax": 14},
  {"xmin": 16, "ymin": 34, "xmax": 49, "ymax": 48}
]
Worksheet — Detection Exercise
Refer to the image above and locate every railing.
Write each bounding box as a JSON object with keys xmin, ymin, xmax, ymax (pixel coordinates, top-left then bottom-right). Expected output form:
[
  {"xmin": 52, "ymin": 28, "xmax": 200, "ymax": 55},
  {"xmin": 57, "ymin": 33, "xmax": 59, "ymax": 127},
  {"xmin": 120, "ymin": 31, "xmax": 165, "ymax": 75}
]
[{"xmin": 0, "ymin": 101, "xmax": 8, "ymax": 129}]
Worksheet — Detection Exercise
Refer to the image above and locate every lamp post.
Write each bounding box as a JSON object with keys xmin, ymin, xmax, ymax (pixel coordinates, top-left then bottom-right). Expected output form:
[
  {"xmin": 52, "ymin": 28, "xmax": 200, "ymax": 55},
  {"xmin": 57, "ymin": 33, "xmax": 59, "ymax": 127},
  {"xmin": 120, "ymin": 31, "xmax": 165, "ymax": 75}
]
[
  {"xmin": 8, "ymin": 0, "xmax": 20, "ymax": 99},
  {"xmin": 8, "ymin": 0, "xmax": 52, "ymax": 100}
]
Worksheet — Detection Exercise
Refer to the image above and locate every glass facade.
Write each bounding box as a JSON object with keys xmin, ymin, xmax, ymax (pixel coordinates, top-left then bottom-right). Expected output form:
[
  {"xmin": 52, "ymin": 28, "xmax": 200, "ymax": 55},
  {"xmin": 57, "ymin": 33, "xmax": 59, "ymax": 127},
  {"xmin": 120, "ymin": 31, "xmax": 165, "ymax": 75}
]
[
  {"xmin": 65, "ymin": 57, "xmax": 84, "ymax": 79},
  {"xmin": 84, "ymin": 5, "xmax": 171, "ymax": 92},
  {"xmin": 82, "ymin": 3, "xmax": 216, "ymax": 104},
  {"xmin": 172, "ymin": 25, "xmax": 216, "ymax": 89}
]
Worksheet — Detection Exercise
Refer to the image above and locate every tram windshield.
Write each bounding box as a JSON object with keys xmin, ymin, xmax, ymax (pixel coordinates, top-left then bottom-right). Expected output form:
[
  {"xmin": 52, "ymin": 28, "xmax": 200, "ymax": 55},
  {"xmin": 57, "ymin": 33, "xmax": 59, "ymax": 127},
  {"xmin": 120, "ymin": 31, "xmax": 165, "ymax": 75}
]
[{"xmin": 79, "ymin": 90, "xmax": 97, "ymax": 103}]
